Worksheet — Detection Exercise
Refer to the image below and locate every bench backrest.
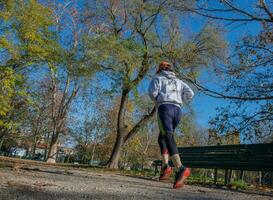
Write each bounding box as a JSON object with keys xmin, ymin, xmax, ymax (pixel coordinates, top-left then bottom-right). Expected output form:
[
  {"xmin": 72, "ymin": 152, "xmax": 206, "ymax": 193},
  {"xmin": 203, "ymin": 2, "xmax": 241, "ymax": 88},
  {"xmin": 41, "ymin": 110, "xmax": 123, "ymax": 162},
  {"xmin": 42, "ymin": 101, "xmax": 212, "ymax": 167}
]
[{"xmin": 177, "ymin": 143, "xmax": 273, "ymax": 171}]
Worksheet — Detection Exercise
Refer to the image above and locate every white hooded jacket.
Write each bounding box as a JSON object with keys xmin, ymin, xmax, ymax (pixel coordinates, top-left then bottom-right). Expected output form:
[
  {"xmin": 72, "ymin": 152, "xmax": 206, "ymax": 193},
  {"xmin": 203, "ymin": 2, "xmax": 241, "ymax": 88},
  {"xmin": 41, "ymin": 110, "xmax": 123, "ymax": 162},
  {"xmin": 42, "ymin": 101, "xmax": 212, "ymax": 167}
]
[{"xmin": 148, "ymin": 70, "xmax": 194, "ymax": 108}]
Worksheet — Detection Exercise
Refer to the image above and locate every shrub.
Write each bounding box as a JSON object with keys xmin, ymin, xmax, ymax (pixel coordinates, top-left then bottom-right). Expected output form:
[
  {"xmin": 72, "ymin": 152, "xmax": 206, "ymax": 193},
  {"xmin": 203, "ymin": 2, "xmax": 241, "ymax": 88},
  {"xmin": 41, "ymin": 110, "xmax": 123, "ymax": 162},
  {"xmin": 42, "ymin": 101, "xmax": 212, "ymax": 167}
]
[{"xmin": 229, "ymin": 180, "xmax": 248, "ymax": 190}]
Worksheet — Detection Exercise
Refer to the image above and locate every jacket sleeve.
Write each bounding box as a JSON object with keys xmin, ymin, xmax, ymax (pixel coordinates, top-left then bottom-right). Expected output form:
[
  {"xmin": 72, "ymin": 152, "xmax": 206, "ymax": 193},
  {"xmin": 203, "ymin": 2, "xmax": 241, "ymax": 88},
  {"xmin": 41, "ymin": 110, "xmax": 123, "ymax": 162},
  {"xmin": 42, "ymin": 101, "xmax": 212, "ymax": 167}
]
[
  {"xmin": 148, "ymin": 78, "xmax": 160, "ymax": 101},
  {"xmin": 182, "ymin": 82, "xmax": 194, "ymax": 102}
]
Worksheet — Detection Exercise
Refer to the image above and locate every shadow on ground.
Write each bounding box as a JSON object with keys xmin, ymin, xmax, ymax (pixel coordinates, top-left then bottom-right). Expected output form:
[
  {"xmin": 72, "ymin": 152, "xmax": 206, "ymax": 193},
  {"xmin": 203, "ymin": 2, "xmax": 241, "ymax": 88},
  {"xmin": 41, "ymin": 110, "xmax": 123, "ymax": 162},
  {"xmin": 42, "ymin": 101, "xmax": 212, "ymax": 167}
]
[{"xmin": 0, "ymin": 186, "xmax": 223, "ymax": 200}]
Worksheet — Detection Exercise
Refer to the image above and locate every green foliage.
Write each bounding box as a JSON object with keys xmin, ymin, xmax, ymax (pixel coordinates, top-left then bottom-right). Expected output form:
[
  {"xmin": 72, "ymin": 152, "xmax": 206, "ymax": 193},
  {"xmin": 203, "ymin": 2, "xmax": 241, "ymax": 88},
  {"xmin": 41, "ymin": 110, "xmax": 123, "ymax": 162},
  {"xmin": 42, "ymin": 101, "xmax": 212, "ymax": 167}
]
[
  {"xmin": 0, "ymin": 67, "xmax": 16, "ymax": 128},
  {"xmin": 0, "ymin": 0, "xmax": 62, "ymax": 137},
  {"xmin": 229, "ymin": 180, "xmax": 248, "ymax": 190},
  {"xmin": 122, "ymin": 136, "xmax": 142, "ymax": 166},
  {"xmin": 0, "ymin": 0, "xmax": 62, "ymax": 67},
  {"xmin": 85, "ymin": 35, "xmax": 144, "ymax": 81},
  {"xmin": 161, "ymin": 25, "xmax": 227, "ymax": 79},
  {"xmin": 175, "ymin": 107, "xmax": 206, "ymax": 146},
  {"xmin": 75, "ymin": 144, "xmax": 93, "ymax": 164},
  {"xmin": 120, "ymin": 168, "xmax": 155, "ymax": 178},
  {"xmin": 0, "ymin": 66, "xmax": 29, "ymax": 132}
]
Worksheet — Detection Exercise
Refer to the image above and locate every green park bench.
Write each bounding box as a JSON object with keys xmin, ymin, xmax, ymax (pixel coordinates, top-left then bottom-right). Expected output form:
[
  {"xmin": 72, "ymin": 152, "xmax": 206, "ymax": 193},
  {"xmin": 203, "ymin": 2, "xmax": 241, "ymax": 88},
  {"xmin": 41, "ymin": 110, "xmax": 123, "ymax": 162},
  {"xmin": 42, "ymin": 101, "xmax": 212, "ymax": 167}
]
[{"xmin": 153, "ymin": 143, "xmax": 273, "ymax": 184}]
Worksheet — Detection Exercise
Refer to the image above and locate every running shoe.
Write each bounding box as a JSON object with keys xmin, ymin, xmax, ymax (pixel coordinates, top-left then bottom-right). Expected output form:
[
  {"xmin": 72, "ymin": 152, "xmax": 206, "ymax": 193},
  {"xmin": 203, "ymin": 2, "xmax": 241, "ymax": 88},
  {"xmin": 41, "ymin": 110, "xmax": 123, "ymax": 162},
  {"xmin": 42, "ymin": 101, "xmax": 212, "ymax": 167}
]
[
  {"xmin": 159, "ymin": 165, "xmax": 172, "ymax": 181},
  {"xmin": 173, "ymin": 167, "xmax": 190, "ymax": 189}
]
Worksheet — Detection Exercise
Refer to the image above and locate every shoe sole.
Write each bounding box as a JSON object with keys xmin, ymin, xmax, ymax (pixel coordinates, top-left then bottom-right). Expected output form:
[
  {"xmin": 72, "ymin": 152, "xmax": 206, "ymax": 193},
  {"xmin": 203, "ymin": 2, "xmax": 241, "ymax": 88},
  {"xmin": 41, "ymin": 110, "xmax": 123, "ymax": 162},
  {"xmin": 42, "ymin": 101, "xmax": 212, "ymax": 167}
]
[
  {"xmin": 173, "ymin": 168, "xmax": 190, "ymax": 189},
  {"xmin": 159, "ymin": 168, "xmax": 172, "ymax": 181},
  {"xmin": 159, "ymin": 173, "xmax": 172, "ymax": 181}
]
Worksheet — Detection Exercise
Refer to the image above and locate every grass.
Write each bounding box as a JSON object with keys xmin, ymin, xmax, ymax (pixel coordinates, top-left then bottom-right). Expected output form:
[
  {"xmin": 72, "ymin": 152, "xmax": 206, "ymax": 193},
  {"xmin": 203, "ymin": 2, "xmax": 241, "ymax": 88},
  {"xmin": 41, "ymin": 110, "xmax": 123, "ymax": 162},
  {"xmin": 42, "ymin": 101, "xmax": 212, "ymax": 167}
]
[
  {"xmin": 119, "ymin": 168, "xmax": 155, "ymax": 178},
  {"xmin": 122, "ymin": 168, "xmax": 248, "ymax": 189},
  {"xmin": 229, "ymin": 180, "xmax": 249, "ymax": 190}
]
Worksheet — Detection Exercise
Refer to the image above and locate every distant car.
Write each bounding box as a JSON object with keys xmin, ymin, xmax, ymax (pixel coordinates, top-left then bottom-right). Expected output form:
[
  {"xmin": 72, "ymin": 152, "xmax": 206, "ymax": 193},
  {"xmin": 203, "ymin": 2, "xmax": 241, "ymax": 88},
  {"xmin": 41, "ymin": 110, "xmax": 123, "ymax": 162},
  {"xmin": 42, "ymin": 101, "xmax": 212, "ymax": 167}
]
[
  {"xmin": 10, "ymin": 148, "xmax": 27, "ymax": 157},
  {"xmin": 90, "ymin": 160, "xmax": 100, "ymax": 166}
]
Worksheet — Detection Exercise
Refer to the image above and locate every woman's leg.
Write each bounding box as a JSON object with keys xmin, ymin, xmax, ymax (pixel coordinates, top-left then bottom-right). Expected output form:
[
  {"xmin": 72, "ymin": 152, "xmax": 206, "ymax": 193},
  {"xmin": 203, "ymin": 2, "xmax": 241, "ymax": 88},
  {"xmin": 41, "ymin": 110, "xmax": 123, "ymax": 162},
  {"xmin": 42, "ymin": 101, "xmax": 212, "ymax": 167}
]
[
  {"xmin": 157, "ymin": 110, "xmax": 172, "ymax": 180},
  {"xmin": 171, "ymin": 106, "xmax": 190, "ymax": 189},
  {"xmin": 158, "ymin": 133, "xmax": 169, "ymax": 165},
  {"xmin": 158, "ymin": 104, "xmax": 190, "ymax": 188},
  {"xmin": 166, "ymin": 132, "xmax": 181, "ymax": 168},
  {"xmin": 169, "ymin": 106, "xmax": 182, "ymax": 168},
  {"xmin": 157, "ymin": 105, "xmax": 180, "ymax": 167}
]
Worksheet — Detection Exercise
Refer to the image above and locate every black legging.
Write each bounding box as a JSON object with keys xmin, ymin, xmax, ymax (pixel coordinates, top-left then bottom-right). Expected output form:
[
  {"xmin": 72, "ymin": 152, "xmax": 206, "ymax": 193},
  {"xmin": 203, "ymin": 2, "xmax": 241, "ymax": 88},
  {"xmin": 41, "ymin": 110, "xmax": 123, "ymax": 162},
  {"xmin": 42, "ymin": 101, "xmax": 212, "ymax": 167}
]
[{"xmin": 157, "ymin": 104, "xmax": 182, "ymax": 156}]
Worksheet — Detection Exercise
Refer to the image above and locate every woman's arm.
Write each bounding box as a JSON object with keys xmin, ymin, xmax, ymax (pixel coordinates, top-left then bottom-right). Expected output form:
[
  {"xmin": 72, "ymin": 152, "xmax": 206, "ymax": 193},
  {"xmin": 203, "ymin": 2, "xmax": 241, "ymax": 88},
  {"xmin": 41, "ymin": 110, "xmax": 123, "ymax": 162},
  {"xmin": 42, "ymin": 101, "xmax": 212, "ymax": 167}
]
[
  {"xmin": 182, "ymin": 82, "xmax": 194, "ymax": 102},
  {"xmin": 148, "ymin": 78, "xmax": 160, "ymax": 101}
]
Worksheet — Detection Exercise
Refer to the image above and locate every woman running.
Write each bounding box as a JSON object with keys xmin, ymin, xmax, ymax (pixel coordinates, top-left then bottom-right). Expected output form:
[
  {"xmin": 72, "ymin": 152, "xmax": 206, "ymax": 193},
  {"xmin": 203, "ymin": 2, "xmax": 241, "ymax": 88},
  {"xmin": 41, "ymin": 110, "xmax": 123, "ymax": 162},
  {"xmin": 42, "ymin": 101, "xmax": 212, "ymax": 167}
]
[{"xmin": 148, "ymin": 61, "xmax": 194, "ymax": 189}]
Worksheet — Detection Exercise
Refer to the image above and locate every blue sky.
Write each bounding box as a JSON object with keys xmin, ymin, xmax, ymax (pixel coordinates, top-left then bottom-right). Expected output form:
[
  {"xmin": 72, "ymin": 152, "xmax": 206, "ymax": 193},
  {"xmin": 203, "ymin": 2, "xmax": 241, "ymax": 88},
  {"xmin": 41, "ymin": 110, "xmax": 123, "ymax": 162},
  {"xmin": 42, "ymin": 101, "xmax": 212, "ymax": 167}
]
[
  {"xmin": 180, "ymin": 11, "xmax": 262, "ymax": 127},
  {"xmin": 52, "ymin": 0, "xmax": 264, "ymax": 129}
]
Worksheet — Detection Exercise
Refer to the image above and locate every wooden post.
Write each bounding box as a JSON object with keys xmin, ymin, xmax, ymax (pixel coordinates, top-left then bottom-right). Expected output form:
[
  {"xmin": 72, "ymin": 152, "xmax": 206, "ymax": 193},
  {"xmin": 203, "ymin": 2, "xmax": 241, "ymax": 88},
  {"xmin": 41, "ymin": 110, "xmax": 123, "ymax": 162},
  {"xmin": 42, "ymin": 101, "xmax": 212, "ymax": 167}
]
[
  {"xmin": 259, "ymin": 171, "xmax": 262, "ymax": 186},
  {"xmin": 271, "ymin": 172, "xmax": 273, "ymax": 188},
  {"xmin": 203, "ymin": 169, "xmax": 207, "ymax": 183},
  {"xmin": 214, "ymin": 168, "xmax": 218, "ymax": 185},
  {"xmin": 228, "ymin": 169, "xmax": 232, "ymax": 183},
  {"xmin": 154, "ymin": 164, "xmax": 159, "ymax": 176},
  {"xmin": 225, "ymin": 169, "xmax": 228, "ymax": 185},
  {"xmin": 240, "ymin": 170, "xmax": 244, "ymax": 181}
]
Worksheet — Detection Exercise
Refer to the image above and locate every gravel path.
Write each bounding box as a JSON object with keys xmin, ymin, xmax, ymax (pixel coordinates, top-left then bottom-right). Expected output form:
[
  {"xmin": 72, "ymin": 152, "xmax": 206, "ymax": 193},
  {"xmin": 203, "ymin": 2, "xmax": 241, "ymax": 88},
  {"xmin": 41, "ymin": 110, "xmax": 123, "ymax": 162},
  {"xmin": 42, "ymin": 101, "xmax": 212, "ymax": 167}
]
[{"xmin": 0, "ymin": 167, "xmax": 272, "ymax": 200}]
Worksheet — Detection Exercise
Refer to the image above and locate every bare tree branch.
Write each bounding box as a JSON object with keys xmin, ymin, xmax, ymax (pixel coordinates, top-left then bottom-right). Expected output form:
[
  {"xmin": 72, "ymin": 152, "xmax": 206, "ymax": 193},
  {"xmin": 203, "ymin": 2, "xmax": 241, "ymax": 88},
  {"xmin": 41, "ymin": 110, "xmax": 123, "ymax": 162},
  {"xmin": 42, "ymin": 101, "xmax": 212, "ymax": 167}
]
[
  {"xmin": 124, "ymin": 106, "xmax": 156, "ymax": 143},
  {"xmin": 183, "ymin": 0, "xmax": 273, "ymax": 22},
  {"xmin": 176, "ymin": 69, "xmax": 273, "ymax": 101},
  {"xmin": 259, "ymin": 0, "xmax": 273, "ymax": 20}
]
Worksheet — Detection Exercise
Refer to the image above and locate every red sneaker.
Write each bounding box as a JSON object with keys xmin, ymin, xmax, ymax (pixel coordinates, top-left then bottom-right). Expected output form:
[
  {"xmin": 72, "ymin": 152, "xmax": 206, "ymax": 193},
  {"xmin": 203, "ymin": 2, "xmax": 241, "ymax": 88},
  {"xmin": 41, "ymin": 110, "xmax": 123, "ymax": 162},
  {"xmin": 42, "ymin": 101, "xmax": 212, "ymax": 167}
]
[
  {"xmin": 159, "ymin": 166, "xmax": 172, "ymax": 181},
  {"xmin": 173, "ymin": 167, "xmax": 190, "ymax": 189}
]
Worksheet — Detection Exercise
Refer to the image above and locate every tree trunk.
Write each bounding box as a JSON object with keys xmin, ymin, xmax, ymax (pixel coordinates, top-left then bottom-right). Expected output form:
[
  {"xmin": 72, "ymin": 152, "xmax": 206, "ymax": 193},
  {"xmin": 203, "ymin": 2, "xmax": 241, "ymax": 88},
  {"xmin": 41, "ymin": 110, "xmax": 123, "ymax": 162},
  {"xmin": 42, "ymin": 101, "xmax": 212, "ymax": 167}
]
[
  {"xmin": 0, "ymin": 128, "xmax": 8, "ymax": 143},
  {"xmin": 47, "ymin": 132, "xmax": 59, "ymax": 163},
  {"xmin": 259, "ymin": 171, "xmax": 262, "ymax": 186},
  {"xmin": 90, "ymin": 143, "xmax": 96, "ymax": 165},
  {"xmin": 0, "ymin": 137, "xmax": 3, "ymax": 151},
  {"xmin": 107, "ymin": 107, "xmax": 156, "ymax": 169},
  {"xmin": 32, "ymin": 143, "xmax": 37, "ymax": 159},
  {"xmin": 108, "ymin": 89, "xmax": 128, "ymax": 169},
  {"xmin": 108, "ymin": 91, "xmax": 156, "ymax": 168},
  {"xmin": 0, "ymin": 132, "xmax": 5, "ymax": 142},
  {"xmin": 44, "ymin": 132, "xmax": 50, "ymax": 161},
  {"xmin": 31, "ymin": 136, "xmax": 38, "ymax": 158},
  {"xmin": 108, "ymin": 137, "xmax": 124, "ymax": 168}
]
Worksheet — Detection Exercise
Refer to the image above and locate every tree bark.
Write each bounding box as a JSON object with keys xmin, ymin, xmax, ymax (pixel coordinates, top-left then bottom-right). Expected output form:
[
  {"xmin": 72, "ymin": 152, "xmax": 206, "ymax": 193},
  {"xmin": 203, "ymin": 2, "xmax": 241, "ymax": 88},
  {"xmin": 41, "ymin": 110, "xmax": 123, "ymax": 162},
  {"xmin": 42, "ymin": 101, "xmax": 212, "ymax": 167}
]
[
  {"xmin": 31, "ymin": 134, "xmax": 39, "ymax": 158},
  {"xmin": 47, "ymin": 131, "xmax": 59, "ymax": 163},
  {"xmin": 43, "ymin": 132, "xmax": 50, "ymax": 161},
  {"xmin": 0, "ymin": 132, "xmax": 5, "ymax": 141},
  {"xmin": 32, "ymin": 140, "xmax": 37, "ymax": 158},
  {"xmin": 0, "ymin": 137, "xmax": 3, "ymax": 151},
  {"xmin": 125, "ymin": 107, "xmax": 156, "ymax": 143},
  {"xmin": 108, "ymin": 95, "xmax": 156, "ymax": 168},
  {"xmin": 108, "ymin": 137, "xmax": 124, "ymax": 168},
  {"xmin": 0, "ymin": 128, "xmax": 8, "ymax": 142},
  {"xmin": 90, "ymin": 143, "xmax": 96, "ymax": 164},
  {"xmin": 108, "ymin": 89, "xmax": 128, "ymax": 169}
]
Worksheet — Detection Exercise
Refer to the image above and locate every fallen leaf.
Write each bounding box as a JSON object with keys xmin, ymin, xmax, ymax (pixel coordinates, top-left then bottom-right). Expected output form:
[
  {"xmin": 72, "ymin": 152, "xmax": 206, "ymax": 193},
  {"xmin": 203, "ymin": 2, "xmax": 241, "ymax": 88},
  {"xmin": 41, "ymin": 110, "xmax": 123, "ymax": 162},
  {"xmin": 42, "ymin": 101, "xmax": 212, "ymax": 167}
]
[
  {"xmin": 7, "ymin": 180, "xmax": 34, "ymax": 191},
  {"xmin": 197, "ymin": 189, "xmax": 206, "ymax": 193},
  {"xmin": 33, "ymin": 182, "xmax": 55, "ymax": 187}
]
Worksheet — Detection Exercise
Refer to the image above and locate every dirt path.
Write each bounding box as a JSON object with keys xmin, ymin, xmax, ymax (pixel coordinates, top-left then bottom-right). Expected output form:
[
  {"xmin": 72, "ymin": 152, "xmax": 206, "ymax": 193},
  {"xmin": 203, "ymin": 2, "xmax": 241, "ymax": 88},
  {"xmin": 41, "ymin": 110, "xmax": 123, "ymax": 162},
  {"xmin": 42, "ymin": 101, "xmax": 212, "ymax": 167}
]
[{"xmin": 0, "ymin": 167, "xmax": 272, "ymax": 200}]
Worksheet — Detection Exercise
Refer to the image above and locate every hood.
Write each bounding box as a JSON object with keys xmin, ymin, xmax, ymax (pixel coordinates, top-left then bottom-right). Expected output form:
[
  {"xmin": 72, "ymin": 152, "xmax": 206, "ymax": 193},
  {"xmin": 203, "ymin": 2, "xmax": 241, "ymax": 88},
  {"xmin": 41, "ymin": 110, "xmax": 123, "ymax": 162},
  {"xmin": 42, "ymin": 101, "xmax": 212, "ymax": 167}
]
[{"xmin": 160, "ymin": 70, "xmax": 176, "ymax": 79}]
